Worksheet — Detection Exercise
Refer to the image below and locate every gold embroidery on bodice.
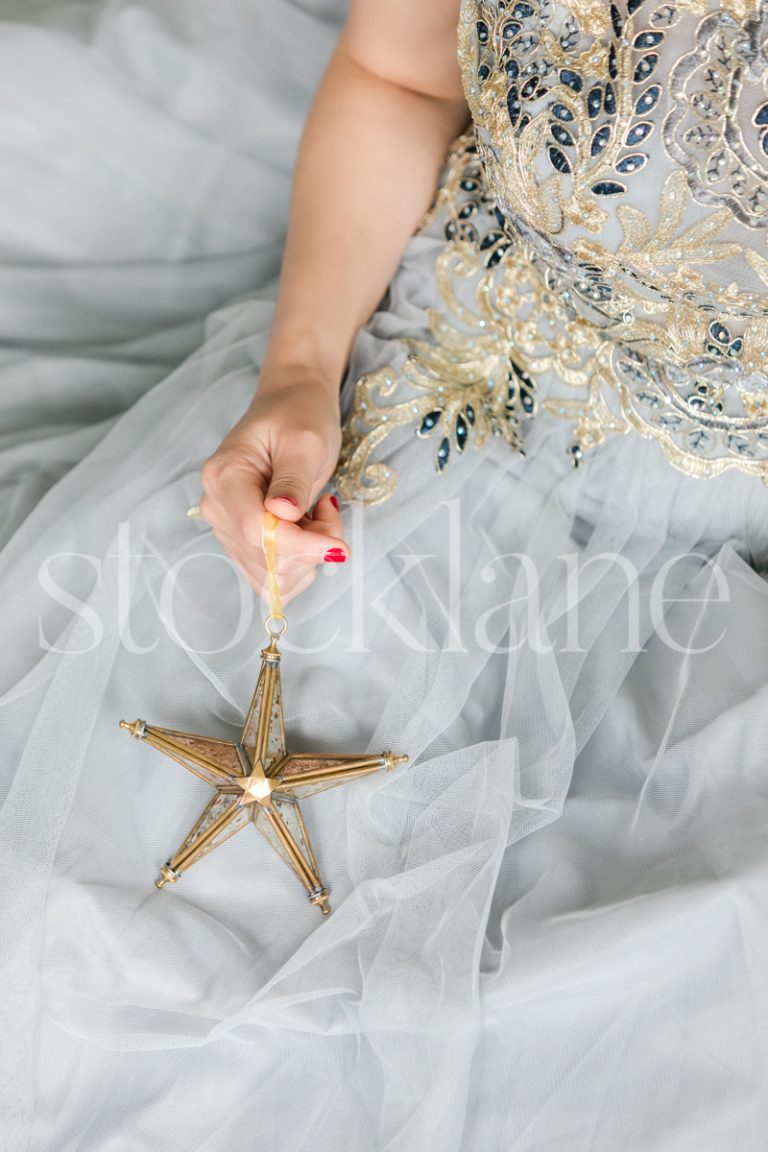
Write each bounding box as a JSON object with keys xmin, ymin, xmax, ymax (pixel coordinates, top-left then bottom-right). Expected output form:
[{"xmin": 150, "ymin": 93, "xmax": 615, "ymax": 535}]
[{"xmin": 336, "ymin": 0, "xmax": 768, "ymax": 503}]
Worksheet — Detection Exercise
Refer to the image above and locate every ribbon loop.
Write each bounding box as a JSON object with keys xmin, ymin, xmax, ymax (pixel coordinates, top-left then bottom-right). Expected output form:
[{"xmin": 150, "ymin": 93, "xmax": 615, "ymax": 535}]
[{"xmin": 261, "ymin": 511, "xmax": 287, "ymax": 637}]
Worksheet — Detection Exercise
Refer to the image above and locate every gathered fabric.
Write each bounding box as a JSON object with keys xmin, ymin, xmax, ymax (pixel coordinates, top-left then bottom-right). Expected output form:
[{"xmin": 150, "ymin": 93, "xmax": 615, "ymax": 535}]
[{"xmin": 1, "ymin": 2, "xmax": 768, "ymax": 1150}]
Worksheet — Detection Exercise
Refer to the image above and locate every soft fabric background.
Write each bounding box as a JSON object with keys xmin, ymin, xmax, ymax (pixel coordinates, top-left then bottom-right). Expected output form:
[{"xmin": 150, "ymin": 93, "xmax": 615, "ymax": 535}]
[
  {"xmin": 0, "ymin": 0, "xmax": 347, "ymax": 547},
  {"xmin": 1, "ymin": 2, "xmax": 768, "ymax": 1151}
]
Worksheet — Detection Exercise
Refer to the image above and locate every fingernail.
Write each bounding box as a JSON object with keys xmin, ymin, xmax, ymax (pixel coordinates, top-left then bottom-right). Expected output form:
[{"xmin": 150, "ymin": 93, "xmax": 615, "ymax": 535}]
[
  {"xmin": 273, "ymin": 495, "xmax": 298, "ymax": 507},
  {"xmin": 329, "ymin": 494, "xmax": 340, "ymax": 512},
  {"xmin": 324, "ymin": 548, "xmax": 346, "ymax": 563}
]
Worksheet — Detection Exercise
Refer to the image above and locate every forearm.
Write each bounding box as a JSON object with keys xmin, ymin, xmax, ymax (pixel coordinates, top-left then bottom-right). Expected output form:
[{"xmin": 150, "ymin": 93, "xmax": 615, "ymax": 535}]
[
  {"xmin": 203, "ymin": 1, "xmax": 466, "ymax": 599},
  {"xmin": 260, "ymin": 37, "xmax": 469, "ymax": 396}
]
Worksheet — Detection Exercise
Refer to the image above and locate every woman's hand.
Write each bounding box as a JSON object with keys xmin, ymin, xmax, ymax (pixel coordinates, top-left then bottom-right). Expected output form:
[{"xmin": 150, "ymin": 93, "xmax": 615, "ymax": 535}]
[
  {"xmin": 200, "ymin": 0, "xmax": 468, "ymax": 606},
  {"xmin": 200, "ymin": 376, "xmax": 348, "ymax": 604}
]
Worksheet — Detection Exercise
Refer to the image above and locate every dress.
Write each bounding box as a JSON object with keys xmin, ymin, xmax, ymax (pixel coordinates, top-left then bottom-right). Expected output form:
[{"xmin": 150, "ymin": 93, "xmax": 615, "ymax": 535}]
[{"xmin": 1, "ymin": 1, "xmax": 768, "ymax": 1149}]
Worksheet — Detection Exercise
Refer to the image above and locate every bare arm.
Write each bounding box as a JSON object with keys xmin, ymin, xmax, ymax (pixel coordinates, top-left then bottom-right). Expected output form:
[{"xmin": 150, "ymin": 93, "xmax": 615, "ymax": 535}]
[
  {"xmin": 264, "ymin": 3, "xmax": 468, "ymax": 389},
  {"xmin": 201, "ymin": 0, "xmax": 467, "ymax": 602}
]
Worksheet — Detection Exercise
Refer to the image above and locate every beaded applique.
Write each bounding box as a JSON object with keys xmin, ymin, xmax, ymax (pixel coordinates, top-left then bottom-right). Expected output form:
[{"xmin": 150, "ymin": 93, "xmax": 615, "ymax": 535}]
[
  {"xmin": 337, "ymin": 0, "xmax": 768, "ymax": 503},
  {"xmin": 457, "ymin": 0, "xmax": 768, "ymax": 479},
  {"xmin": 335, "ymin": 135, "xmax": 535, "ymax": 505},
  {"xmin": 665, "ymin": 1, "xmax": 768, "ymax": 229}
]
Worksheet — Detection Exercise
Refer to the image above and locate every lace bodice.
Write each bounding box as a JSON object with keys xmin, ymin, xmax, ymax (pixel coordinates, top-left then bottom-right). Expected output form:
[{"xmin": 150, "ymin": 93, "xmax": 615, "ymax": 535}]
[
  {"xmin": 459, "ymin": 0, "xmax": 768, "ymax": 478},
  {"xmin": 337, "ymin": 0, "xmax": 768, "ymax": 504}
]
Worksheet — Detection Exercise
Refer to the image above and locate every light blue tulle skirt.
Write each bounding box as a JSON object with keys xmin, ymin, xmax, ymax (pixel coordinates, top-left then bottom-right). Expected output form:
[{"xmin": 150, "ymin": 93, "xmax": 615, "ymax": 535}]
[{"xmin": 1, "ymin": 3, "xmax": 768, "ymax": 1150}]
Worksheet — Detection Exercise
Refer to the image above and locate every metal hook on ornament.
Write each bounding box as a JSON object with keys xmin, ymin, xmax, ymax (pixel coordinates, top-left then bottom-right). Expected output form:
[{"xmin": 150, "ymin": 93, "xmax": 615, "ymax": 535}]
[{"xmin": 264, "ymin": 613, "xmax": 288, "ymax": 640}]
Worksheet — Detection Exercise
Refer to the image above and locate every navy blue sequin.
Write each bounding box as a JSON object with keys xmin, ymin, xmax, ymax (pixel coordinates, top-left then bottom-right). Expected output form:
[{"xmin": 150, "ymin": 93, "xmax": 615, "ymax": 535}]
[
  {"xmin": 634, "ymin": 30, "xmax": 664, "ymax": 48},
  {"xmin": 616, "ymin": 153, "xmax": 647, "ymax": 173},
  {"xmin": 592, "ymin": 180, "xmax": 627, "ymax": 195},
  {"xmin": 436, "ymin": 438, "xmax": 450, "ymax": 471},
  {"xmin": 625, "ymin": 121, "xmax": 653, "ymax": 145},
  {"xmin": 635, "ymin": 84, "xmax": 660, "ymax": 113},
  {"xmin": 480, "ymin": 230, "xmax": 505, "ymax": 250},
  {"xmin": 559, "ymin": 69, "xmax": 583, "ymax": 93},
  {"xmin": 610, "ymin": 3, "xmax": 623, "ymax": 37},
  {"xmin": 548, "ymin": 146, "xmax": 571, "ymax": 173},
  {"xmin": 634, "ymin": 54, "xmax": 659, "ymax": 82},
  {"xmin": 418, "ymin": 411, "xmax": 442, "ymax": 437},
  {"xmin": 551, "ymin": 123, "xmax": 574, "ymax": 146},
  {"xmin": 455, "ymin": 413, "xmax": 469, "ymax": 451},
  {"xmin": 507, "ymin": 87, "xmax": 521, "ymax": 125}
]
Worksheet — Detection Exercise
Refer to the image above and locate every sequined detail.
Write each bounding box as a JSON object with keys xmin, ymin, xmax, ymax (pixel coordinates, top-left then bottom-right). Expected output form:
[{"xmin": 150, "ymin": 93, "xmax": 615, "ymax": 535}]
[
  {"xmin": 454, "ymin": 0, "xmax": 768, "ymax": 478},
  {"xmin": 664, "ymin": 2, "xmax": 768, "ymax": 228},
  {"xmin": 336, "ymin": 136, "xmax": 532, "ymax": 505},
  {"xmin": 338, "ymin": 0, "xmax": 768, "ymax": 500}
]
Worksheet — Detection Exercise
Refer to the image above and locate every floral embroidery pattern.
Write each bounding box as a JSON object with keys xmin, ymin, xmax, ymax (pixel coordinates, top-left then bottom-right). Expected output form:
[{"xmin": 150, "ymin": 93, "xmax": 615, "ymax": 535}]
[
  {"xmin": 336, "ymin": 0, "xmax": 768, "ymax": 502},
  {"xmin": 335, "ymin": 137, "xmax": 533, "ymax": 505},
  {"xmin": 664, "ymin": 0, "xmax": 768, "ymax": 228},
  {"xmin": 458, "ymin": 0, "xmax": 768, "ymax": 478}
]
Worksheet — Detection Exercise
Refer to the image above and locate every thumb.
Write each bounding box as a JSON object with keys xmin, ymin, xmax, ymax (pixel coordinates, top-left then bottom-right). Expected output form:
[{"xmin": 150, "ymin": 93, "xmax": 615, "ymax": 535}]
[{"xmin": 264, "ymin": 444, "xmax": 318, "ymax": 522}]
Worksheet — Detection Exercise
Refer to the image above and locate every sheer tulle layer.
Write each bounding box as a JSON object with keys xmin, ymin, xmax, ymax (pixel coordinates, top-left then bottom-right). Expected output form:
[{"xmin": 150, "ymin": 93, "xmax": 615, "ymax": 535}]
[
  {"xmin": 2, "ymin": 3, "xmax": 768, "ymax": 1150},
  {"xmin": 0, "ymin": 0, "xmax": 342, "ymax": 548}
]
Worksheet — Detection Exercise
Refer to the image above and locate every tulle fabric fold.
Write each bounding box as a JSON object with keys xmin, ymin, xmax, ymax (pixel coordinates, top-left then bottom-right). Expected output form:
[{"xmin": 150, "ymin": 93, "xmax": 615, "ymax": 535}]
[{"xmin": 2, "ymin": 2, "xmax": 768, "ymax": 1150}]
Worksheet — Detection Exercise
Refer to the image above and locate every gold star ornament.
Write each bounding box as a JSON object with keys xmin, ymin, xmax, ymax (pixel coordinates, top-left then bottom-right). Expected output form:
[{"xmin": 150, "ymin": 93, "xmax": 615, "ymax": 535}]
[
  {"xmin": 121, "ymin": 511, "xmax": 407, "ymax": 915},
  {"xmin": 121, "ymin": 628, "xmax": 407, "ymax": 914}
]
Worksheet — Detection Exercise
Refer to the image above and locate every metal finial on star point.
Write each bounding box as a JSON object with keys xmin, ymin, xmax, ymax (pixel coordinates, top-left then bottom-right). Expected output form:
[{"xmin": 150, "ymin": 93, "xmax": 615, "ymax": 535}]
[
  {"xmin": 120, "ymin": 719, "xmax": 147, "ymax": 740},
  {"xmin": 156, "ymin": 864, "xmax": 180, "ymax": 889},
  {"xmin": 309, "ymin": 886, "xmax": 331, "ymax": 915}
]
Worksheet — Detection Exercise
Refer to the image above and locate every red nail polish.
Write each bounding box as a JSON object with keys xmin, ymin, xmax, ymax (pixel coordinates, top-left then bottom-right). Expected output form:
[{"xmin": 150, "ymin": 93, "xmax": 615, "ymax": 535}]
[
  {"xmin": 324, "ymin": 548, "xmax": 346, "ymax": 563},
  {"xmin": 329, "ymin": 494, "xmax": 340, "ymax": 511},
  {"xmin": 273, "ymin": 495, "xmax": 298, "ymax": 507}
]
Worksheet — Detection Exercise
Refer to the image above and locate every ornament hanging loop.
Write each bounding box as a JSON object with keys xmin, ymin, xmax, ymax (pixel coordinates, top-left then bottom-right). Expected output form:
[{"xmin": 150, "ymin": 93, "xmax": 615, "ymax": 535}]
[
  {"xmin": 261, "ymin": 510, "xmax": 286, "ymax": 640},
  {"xmin": 264, "ymin": 613, "xmax": 288, "ymax": 639}
]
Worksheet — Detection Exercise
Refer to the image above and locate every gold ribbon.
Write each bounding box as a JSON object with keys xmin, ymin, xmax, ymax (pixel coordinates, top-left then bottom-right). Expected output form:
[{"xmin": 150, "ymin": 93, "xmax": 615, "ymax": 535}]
[
  {"xmin": 260, "ymin": 511, "xmax": 287, "ymax": 638},
  {"xmin": 188, "ymin": 501, "xmax": 286, "ymax": 638}
]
